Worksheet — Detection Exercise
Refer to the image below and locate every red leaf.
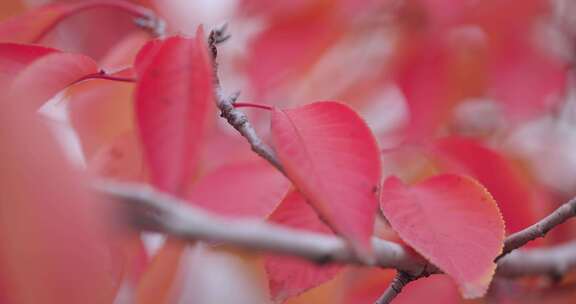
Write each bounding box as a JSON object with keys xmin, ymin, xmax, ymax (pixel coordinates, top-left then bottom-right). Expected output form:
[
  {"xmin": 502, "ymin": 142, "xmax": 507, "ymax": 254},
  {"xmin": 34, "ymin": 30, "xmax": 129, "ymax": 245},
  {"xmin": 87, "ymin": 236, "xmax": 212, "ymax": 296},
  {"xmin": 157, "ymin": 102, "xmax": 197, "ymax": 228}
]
[
  {"xmin": 489, "ymin": 44, "xmax": 567, "ymax": 121},
  {"xmin": 271, "ymin": 101, "xmax": 381, "ymax": 258},
  {"xmin": 8, "ymin": 49, "xmax": 99, "ymax": 108},
  {"xmin": 134, "ymin": 26, "xmax": 214, "ymax": 195},
  {"xmin": 396, "ymin": 40, "xmax": 452, "ymax": 141},
  {"xmin": 68, "ymin": 80, "xmax": 135, "ymax": 159},
  {"xmin": 0, "ymin": 0, "xmax": 25, "ymax": 21},
  {"xmin": 247, "ymin": 11, "xmax": 342, "ymax": 97},
  {"xmin": 68, "ymin": 33, "xmax": 147, "ymax": 160},
  {"xmin": 134, "ymin": 38, "xmax": 165, "ymax": 76},
  {"xmin": 0, "ymin": 101, "xmax": 115, "ymax": 303},
  {"xmin": 432, "ymin": 137, "xmax": 544, "ymax": 234},
  {"xmin": 88, "ymin": 131, "xmax": 148, "ymax": 182},
  {"xmin": 0, "ymin": 3, "xmax": 73, "ymax": 43},
  {"xmin": 0, "ymin": 43, "xmax": 56, "ymax": 88},
  {"xmin": 0, "ymin": 1, "xmax": 153, "ymax": 45},
  {"xmin": 395, "ymin": 34, "xmax": 486, "ymax": 142},
  {"xmin": 265, "ymin": 190, "xmax": 342, "ymax": 302},
  {"xmin": 187, "ymin": 159, "xmax": 290, "ymax": 218},
  {"xmin": 379, "ymin": 174, "xmax": 505, "ymax": 298}
]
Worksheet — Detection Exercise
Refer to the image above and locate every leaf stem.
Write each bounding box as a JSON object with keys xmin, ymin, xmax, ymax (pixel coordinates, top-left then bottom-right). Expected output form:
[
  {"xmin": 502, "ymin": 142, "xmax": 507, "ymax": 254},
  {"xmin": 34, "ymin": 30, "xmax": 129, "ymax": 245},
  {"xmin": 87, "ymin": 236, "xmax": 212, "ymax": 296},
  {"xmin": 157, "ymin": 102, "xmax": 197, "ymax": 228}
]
[
  {"xmin": 375, "ymin": 271, "xmax": 416, "ymax": 304},
  {"xmin": 71, "ymin": 70, "xmax": 136, "ymax": 86},
  {"xmin": 233, "ymin": 101, "xmax": 274, "ymax": 111}
]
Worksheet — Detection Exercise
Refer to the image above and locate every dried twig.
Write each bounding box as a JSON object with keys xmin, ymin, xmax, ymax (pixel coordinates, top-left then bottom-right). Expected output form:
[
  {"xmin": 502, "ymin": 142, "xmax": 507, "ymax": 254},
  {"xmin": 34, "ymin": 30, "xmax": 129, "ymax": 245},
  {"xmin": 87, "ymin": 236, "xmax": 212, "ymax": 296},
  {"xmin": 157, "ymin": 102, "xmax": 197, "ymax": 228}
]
[
  {"xmin": 202, "ymin": 26, "xmax": 576, "ymax": 303},
  {"xmin": 207, "ymin": 26, "xmax": 285, "ymax": 173},
  {"xmin": 97, "ymin": 181, "xmax": 425, "ymax": 271},
  {"xmin": 96, "ymin": 180, "xmax": 576, "ymax": 281},
  {"xmin": 497, "ymin": 241, "xmax": 576, "ymax": 278},
  {"xmin": 375, "ymin": 271, "xmax": 417, "ymax": 304},
  {"xmin": 498, "ymin": 197, "xmax": 576, "ymax": 259}
]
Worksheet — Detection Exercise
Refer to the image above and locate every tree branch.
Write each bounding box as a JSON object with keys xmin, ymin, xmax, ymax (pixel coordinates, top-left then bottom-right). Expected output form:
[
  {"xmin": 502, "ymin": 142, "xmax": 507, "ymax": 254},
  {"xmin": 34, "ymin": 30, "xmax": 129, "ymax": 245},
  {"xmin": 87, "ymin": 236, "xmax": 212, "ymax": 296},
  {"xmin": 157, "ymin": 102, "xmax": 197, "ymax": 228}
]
[
  {"xmin": 208, "ymin": 26, "xmax": 285, "ymax": 174},
  {"xmin": 497, "ymin": 241, "xmax": 576, "ymax": 278},
  {"xmin": 498, "ymin": 197, "xmax": 576, "ymax": 259},
  {"xmin": 202, "ymin": 26, "xmax": 576, "ymax": 302},
  {"xmin": 97, "ymin": 180, "xmax": 425, "ymax": 272},
  {"xmin": 96, "ymin": 180, "xmax": 576, "ymax": 281}
]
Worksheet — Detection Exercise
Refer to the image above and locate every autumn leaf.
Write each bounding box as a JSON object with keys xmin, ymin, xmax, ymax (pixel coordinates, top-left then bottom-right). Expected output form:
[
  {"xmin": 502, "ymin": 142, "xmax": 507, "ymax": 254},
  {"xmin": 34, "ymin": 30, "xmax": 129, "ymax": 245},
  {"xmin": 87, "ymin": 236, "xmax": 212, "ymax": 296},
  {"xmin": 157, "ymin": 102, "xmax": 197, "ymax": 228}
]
[
  {"xmin": 188, "ymin": 159, "xmax": 290, "ymax": 218},
  {"xmin": 0, "ymin": 100, "xmax": 115, "ymax": 304},
  {"xmin": 0, "ymin": 43, "xmax": 56, "ymax": 89},
  {"xmin": 489, "ymin": 42, "xmax": 567, "ymax": 121},
  {"xmin": 0, "ymin": 0, "xmax": 154, "ymax": 44},
  {"xmin": 68, "ymin": 80, "xmax": 136, "ymax": 159},
  {"xmin": 265, "ymin": 190, "xmax": 342, "ymax": 302},
  {"xmin": 68, "ymin": 33, "xmax": 148, "ymax": 160},
  {"xmin": 134, "ymin": 26, "xmax": 214, "ymax": 195},
  {"xmin": 431, "ymin": 137, "xmax": 545, "ymax": 234},
  {"xmin": 134, "ymin": 38, "xmax": 164, "ymax": 76},
  {"xmin": 88, "ymin": 131, "xmax": 147, "ymax": 182},
  {"xmin": 246, "ymin": 9, "xmax": 342, "ymax": 97},
  {"xmin": 379, "ymin": 174, "xmax": 505, "ymax": 298},
  {"xmin": 7, "ymin": 48, "xmax": 100, "ymax": 108},
  {"xmin": 0, "ymin": 2, "xmax": 75, "ymax": 43},
  {"xmin": 271, "ymin": 101, "xmax": 381, "ymax": 258}
]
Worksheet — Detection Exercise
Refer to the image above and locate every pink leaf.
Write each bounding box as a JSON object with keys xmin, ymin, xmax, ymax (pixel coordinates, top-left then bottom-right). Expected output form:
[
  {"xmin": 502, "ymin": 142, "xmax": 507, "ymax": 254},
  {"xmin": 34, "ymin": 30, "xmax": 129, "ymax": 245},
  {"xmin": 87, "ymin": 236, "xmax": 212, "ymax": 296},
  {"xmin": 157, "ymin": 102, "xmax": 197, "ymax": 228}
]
[
  {"xmin": 271, "ymin": 101, "xmax": 381, "ymax": 259},
  {"xmin": 265, "ymin": 190, "xmax": 342, "ymax": 302},
  {"xmin": 88, "ymin": 131, "xmax": 147, "ymax": 182},
  {"xmin": 489, "ymin": 44, "xmax": 567, "ymax": 121},
  {"xmin": 0, "ymin": 1, "xmax": 153, "ymax": 44},
  {"xmin": 0, "ymin": 3, "xmax": 74, "ymax": 43},
  {"xmin": 187, "ymin": 159, "xmax": 290, "ymax": 218},
  {"xmin": 134, "ymin": 38, "xmax": 165, "ymax": 76},
  {"xmin": 431, "ymin": 137, "xmax": 545, "ymax": 234},
  {"xmin": 8, "ymin": 49, "xmax": 99, "ymax": 108},
  {"xmin": 247, "ymin": 13, "xmax": 341, "ymax": 97},
  {"xmin": 0, "ymin": 99, "xmax": 115, "ymax": 303},
  {"xmin": 134, "ymin": 26, "xmax": 214, "ymax": 195},
  {"xmin": 379, "ymin": 174, "xmax": 505, "ymax": 298},
  {"xmin": 0, "ymin": 43, "xmax": 56, "ymax": 88}
]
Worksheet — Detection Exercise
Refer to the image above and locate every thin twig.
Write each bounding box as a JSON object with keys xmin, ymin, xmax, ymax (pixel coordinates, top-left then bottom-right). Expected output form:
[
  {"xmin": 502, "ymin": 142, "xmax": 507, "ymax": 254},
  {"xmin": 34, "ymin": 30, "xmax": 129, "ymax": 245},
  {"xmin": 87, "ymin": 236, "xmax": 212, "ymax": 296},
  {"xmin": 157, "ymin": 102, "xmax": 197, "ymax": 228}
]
[
  {"xmin": 201, "ymin": 27, "xmax": 576, "ymax": 303},
  {"xmin": 71, "ymin": 70, "xmax": 136, "ymax": 85},
  {"xmin": 378, "ymin": 196, "xmax": 576, "ymax": 302},
  {"xmin": 97, "ymin": 180, "xmax": 425, "ymax": 271},
  {"xmin": 202, "ymin": 26, "xmax": 576, "ymax": 300},
  {"xmin": 497, "ymin": 241, "xmax": 576, "ymax": 278},
  {"xmin": 498, "ymin": 197, "xmax": 576, "ymax": 260},
  {"xmin": 375, "ymin": 271, "xmax": 417, "ymax": 304},
  {"xmin": 96, "ymin": 180, "xmax": 576, "ymax": 280},
  {"xmin": 207, "ymin": 26, "xmax": 285, "ymax": 174}
]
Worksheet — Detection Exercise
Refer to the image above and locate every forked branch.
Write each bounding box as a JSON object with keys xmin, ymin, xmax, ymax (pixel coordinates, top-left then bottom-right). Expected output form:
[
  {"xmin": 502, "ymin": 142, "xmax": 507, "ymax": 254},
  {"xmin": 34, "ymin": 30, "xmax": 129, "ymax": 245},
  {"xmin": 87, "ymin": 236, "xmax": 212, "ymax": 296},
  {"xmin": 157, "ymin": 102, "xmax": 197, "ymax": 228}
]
[
  {"xmin": 203, "ymin": 26, "xmax": 576, "ymax": 303},
  {"xmin": 208, "ymin": 26, "xmax": 285, "ymax": 174},
  {"xmin": 96, "ymin": 180, "xmax": 576, "ymax": 281}
]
